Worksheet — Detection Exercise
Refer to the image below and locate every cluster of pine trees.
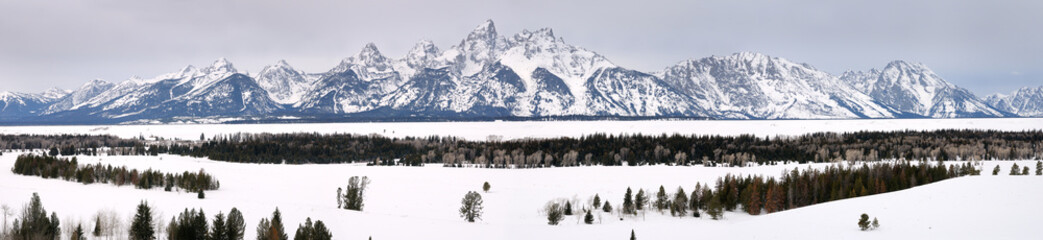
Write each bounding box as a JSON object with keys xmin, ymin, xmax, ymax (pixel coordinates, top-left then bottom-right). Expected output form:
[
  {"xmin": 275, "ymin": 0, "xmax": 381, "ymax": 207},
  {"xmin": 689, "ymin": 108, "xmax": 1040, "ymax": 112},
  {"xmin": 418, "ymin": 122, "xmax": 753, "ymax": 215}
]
[
  {"xmin": 130, "ymin": 130, "xmax": 1043, "ymax": 166},
  {"xmin": 590, "ymin": 161, "xmax": 979, "ymax": 221},
  {"xmin": 0, "ymin": 134, "xmax": 137, "ymax": 152},
  {"xmin": 3, "ymin": 192, "xmax": 336, "ymax": 240},
  {"xmin": 8, "ymin": 193, "xmax": 61, "ymax": 240},
  {"xmin": 11, "ymin": 154, "xmax": 220, "ymax": 192}
]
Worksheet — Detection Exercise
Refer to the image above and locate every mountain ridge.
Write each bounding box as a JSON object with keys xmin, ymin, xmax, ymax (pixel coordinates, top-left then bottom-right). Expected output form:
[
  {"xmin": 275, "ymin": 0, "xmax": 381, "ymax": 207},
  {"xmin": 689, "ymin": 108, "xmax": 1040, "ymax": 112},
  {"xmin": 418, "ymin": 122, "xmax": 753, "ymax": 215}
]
[{"xmin": 0, "ymin": 20, "xmax": 1026, "ymax": 124}]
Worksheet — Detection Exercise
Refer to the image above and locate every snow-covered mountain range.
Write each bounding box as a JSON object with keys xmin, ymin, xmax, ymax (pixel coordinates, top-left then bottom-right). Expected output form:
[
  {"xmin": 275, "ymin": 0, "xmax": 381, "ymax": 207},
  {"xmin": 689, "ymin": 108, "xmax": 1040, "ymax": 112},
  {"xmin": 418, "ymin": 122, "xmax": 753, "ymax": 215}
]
[
  {"xmin": 985, "ymin": 86, "xmax": 1043, "ymax": 117},
  {"xmin": 0, "ymin": 20, "xmax": 1029, "ymax": 124}
]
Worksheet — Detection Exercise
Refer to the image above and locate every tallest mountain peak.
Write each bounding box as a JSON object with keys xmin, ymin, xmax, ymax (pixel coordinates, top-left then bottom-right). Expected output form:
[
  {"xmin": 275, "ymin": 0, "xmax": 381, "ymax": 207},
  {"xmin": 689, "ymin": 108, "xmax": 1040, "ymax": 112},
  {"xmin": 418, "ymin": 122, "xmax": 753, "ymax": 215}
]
[{"xmin": 206, "ymin": 57, "xmax": 237, "ymax": 73}]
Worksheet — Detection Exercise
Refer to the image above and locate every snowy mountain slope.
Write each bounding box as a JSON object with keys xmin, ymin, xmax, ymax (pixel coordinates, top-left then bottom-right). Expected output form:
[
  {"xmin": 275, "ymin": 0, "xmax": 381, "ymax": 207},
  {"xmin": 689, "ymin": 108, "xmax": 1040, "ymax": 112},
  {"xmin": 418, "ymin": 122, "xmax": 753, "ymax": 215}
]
[
  {"xmin": 582, "ymin": 67, "xmax": 703, "ymax": 116},
  {"xmin": 840, "ymin": 61, "xmax": 1007, "ymax": 118},
  {"xmin": 296, "ymin": 44, "xmax": 406, "ymax": 114},
  {"xmin": 255, "ymin": 60, "xmax": 313, "ymax": 105},
  {"xmin": 985, "ymin": 86, "xmax": 1043, "ymax": 117},
  {"xmin": 0, "ymin": 20, "xmax": 1032, "ymax": 123},
  {"xmin": 43, "ymin": 79, "xmax": 115, "ymax": 114},
  {"xmin": 0, "ymin": 91, "xmax": 59, "ymax": 120},
  {"xmin": 660, "ymin": 53, "xmax": 897, "ymax": 119}
]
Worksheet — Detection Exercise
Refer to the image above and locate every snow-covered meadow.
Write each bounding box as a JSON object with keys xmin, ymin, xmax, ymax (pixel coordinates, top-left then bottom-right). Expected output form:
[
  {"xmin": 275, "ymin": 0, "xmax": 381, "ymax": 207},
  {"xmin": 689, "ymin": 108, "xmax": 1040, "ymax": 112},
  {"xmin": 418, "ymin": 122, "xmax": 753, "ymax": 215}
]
[
  {"xmin": 1, "ymin": 118, "xmax": 1042, "ymax": 239},
  {"xmin": 1, "ymin": 118, "xmax": 1042, "ymax": 141},
  {"xmin": 0, "ymin": 152, "xmax": 1040, "ymax": 240}
]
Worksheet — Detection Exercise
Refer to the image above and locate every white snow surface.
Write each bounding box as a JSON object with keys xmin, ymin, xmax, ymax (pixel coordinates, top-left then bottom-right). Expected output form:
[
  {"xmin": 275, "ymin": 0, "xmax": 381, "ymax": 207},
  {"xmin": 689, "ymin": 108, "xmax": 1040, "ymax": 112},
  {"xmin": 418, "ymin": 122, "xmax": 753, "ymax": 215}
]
[
  {"xmin": 0, "ymin": 153, "xmax": 1039, "ymax": 240},
  {"xmin": 0, "ymin": 118, "xmax": 1041, "ymax": 141}
]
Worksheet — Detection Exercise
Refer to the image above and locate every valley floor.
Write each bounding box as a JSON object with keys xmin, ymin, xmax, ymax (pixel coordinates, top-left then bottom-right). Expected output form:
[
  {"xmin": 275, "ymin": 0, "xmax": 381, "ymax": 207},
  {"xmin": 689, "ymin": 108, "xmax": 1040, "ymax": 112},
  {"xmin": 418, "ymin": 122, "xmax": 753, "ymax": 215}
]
[
  {"xmin": 1, "ymin": 117, "xmax": 1042, "ymax": 141},
  {"xmin": 0, "ymin": 153, "xmax": 1039, "ymax": 240}
]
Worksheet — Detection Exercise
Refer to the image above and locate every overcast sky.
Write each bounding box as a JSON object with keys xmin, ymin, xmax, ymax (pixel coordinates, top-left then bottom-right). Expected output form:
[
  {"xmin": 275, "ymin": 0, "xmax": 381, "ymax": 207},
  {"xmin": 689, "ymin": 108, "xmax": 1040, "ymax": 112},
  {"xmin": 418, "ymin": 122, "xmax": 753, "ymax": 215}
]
[{"xmin": 1, "ymin": 0, "xmax": 1040, "ymax": 96}]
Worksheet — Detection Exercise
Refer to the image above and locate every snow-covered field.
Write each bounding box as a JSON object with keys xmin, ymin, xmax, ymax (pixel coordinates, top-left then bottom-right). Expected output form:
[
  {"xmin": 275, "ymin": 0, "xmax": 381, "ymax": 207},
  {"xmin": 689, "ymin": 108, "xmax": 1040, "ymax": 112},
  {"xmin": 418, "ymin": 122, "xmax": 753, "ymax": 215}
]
[
  {"xmin": 0, "ymin": 118, "xmax": 1041, "ymax": 141},
  {"xmin": 0, "ymin": 152, "xmax": 1040, "ymax": 240}
]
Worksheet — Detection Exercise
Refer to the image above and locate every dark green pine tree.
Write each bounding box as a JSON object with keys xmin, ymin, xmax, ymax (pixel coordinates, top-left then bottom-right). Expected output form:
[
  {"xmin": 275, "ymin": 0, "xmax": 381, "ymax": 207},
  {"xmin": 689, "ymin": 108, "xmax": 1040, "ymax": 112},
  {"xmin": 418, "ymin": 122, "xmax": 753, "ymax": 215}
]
[
  {"xmin": 269, "ymin": 209, "xmax": 289, "ymax": 240},
  {"xmin": 655, "ymin": 185, "xmax": 668, "ymax": 212},
  {"xmin": 293, "ymin": 218, "xmax": 313, "ymax": 240},
  {"xmin": 209, "ymin": 212, "xmax": 227, "ymax": 240},
  {"xmin": 593, "ymin": 194, "xmax": 602, "ymax": 208},
  {"xmin": 93, "ymin": 216, "xmax": 103, "ymax": 237},
  {"xmin": 564, "ymin": 201, "xmax": 573, "ymax": 216},
  {"xmin": 630, "ymin": 230, "xmax": 636, "ymax": 240},
  {"xmin": 130, "ymin": 201, "xmax": 155, "ymax": 240},
  {"xmin": 72, "ymin": 223, "xmax": 85, "ymax": 240},
  {"xmin": 634, "ymin": 189, "xmax": 647, "ymax": 211},
  {"xmin": 993, "ymin": 165, "xmax": 1001, "ymax": 175},
  {"xmin": 226, "ymin": 208, "xmax": 246, "ymax": 240},
  {"xmin": 198, "ymin": 189, "xmax": 206, "ymax": 199},
  {"xmin": 1010, "ymin": 163, "xmax": 1021, "ymax": 175},
  {"xmin": 311, "ymin": 220, "xmax": 332, "ymax": 240},
  {"xmin": 602, "ymin": 201, "xmax": 613, "ymax": 213},
  {"xmin": 1036, "ymin": 161, "xmax": 1042, "ymax": 175},
  {"xmin": 622, "ymin": 187, "xmax": 635, "ymax": 215},
  {"xmin": 584, "ymin": 210, "xmax": 594, "ymax": 224}
]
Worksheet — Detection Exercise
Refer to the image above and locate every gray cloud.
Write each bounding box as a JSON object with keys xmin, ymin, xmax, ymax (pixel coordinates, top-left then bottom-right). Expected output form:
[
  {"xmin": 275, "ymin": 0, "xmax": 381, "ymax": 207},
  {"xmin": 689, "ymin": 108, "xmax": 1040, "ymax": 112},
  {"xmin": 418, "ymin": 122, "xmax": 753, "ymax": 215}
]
[{"xmin": 0, "ymin": 0, "xmax": 1040, "ymax": 96}]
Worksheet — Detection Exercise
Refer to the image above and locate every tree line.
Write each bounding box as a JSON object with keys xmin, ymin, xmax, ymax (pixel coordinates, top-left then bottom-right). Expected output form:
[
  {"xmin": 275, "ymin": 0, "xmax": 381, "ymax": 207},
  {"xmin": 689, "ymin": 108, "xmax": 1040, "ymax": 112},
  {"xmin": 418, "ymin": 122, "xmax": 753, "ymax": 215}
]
[
  {"xmin": 11, "ymin": 154, "xmax": 220, "ymax": 192},
  {"xmin": 2, "ymin": 193, "xmax": 337, "ymax": 240},
  {"xmin": 153, "ymin": 130, "xmax": 1043, "ymax": 166},
  {"xmin": 543, "ymin": 161, "xmax": 980, "ymax": 223},
  {"xmin": 3, "ymin": 130, "xmax": 1042, "ymax": 167}
]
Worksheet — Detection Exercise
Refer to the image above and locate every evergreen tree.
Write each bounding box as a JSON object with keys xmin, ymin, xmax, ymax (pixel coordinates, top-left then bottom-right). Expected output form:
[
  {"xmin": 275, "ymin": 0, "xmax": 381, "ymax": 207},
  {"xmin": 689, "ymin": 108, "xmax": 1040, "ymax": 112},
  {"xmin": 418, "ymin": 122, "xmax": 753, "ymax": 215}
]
[
  {"xmin": 622, "ymin": 187, "xmax": 635, "ymax": 215},
  {"xmin": 706, "ymin": 195, "xmax": 723, "ymax": 220},
  {"xmin": 583, "ymin": 210, "xmax": 594, "ymax": 224},
  {"xmin": 209, "ymin": 212, "xmax": 227, "ymax": 240},
  {"xmin": 564, "ymin": 201, "xmax": 573, "ymax": 216},
  {"xmin": 872, "ymin": 217, "xmax": 880, "ymax": 230},
  {"xmin": 602, "ymin": 201, "xmax": 612, "ymax": 213},
  {"xmin": 15, "ymin": 193, "xmax": 59, "ymax": 240},
  {"xmin": 1037, "ymin": 161, "xmax": 1042, "ymax": 175},
  {"xmin": 198, "ymin": 189, "xmax": 206, "ymax": 199},
  {"xmin": 1010, "ymin": 163, "xmax": 1021, "ymax": 175},
  {"xmin": 226, "ymin": 208, "xmax": 246, "ymax": 240},
  {"xmin": 858, "ymin": 213, "xmax": 870, "ymax": 231},
  {"xmin": 256, "ymin": 209, "xmax": 287, "ymax": 240},
  {"xmin": 1022, "ymin": 166, "xmax": 1030, "ymax": 175},
  {"xmin": 483, "ymin": 182, "xmax": 491, "ymax": 192},
  {"xmin": 343, "ymin": 176, "xmax": 371, "ymax": 211},
  {"xmin": 630, "ymin": 230, "xmax": 636, "ymax": 240},
  {"xmin": 654, "ymin": 186, "xmax": 669, "ymax": 212},
  {"xmin": 593, "ymin": 194, "xmax": 602, "ymax": 209},
  {"xmin": 93, "ymin": 216, "xmax": 102, "ymax": 237},
  {"xmin": 671, "ymin": 187, "xmax": 688, "ymax": 217},
  {"xmin": 311, "ymin": 220, "xmax": 332, "ymax": 240},
  {"xmin": 72, "ymin": 223, "xmax": 85, "ymax": 240},
  {"xmin": 130, "ymin": 201, "xmax": 155, "ymax": 240},
  {"xmin": 634, "ymin": 189, "xmax": 647, "ymax": 211},
  {"xmin": 459, "ymin": 191, "xmax": 484, "ymax": 222},
  {"xmin": 545, "ymin": 202, "xmax": 564, "ymax": 225},
  {"xmin": 292, "ymin": 218, "xmax": 312, "ymax": 240},
  {"xmin": 993, "ymin": 165, "xmax": 1001, "ymax": 175}
]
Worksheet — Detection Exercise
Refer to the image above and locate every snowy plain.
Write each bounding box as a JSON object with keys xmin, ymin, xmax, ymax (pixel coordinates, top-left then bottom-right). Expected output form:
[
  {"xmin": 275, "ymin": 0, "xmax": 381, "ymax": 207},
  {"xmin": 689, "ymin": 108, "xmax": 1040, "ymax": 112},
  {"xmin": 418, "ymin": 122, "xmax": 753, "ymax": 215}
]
[
  {"xmin": 0, "ymin": 153, "xmax": 1040, "ymax": 240},
  {"xmin": 1, "ymin": 118, "xmax": 1042, "ymax": 141},
  {"xmin": 0, "ymin": 118, "xmax": 1041, "ymax": 239}
]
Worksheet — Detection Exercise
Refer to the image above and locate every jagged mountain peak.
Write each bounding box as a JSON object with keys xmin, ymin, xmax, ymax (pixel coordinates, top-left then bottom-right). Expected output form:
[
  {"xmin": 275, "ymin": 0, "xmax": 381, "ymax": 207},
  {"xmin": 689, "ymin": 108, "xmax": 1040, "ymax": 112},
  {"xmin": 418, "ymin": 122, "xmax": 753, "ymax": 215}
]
[
  {"xmin": 204, "ymin": 57, "xmax": 237, "ymax": 74},
  {"xmin": 465, "ymin": 19, "xmax": 498, "ymax": 42}
]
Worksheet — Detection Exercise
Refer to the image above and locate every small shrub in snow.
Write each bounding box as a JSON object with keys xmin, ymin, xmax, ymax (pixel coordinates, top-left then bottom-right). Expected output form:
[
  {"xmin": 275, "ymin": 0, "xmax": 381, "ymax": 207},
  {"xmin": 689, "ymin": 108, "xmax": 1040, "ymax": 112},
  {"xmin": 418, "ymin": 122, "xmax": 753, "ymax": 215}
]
[
  {"xmin": 482, "ymin": 182, "xmax": 491, "ymax": 192},
  {"xmin": 545, "ymin": 202, "xmax": 564, "ymax": 225},
  {"xmin": 858, "ymin": 213, "xmax": 871, "ymax": 231}
]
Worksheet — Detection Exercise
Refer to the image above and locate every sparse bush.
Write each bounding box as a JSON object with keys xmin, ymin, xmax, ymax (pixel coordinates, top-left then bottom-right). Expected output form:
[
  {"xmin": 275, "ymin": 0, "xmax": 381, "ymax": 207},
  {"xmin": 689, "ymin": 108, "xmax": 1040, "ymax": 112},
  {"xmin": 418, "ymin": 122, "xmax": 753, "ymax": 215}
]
[
  {"xmin": 482, "ymin": 182, "xmax": 491, "ymax": 192},
  {"xmin": 858, "ymin": 213, "xmax": 870, "ymax": 231}
]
